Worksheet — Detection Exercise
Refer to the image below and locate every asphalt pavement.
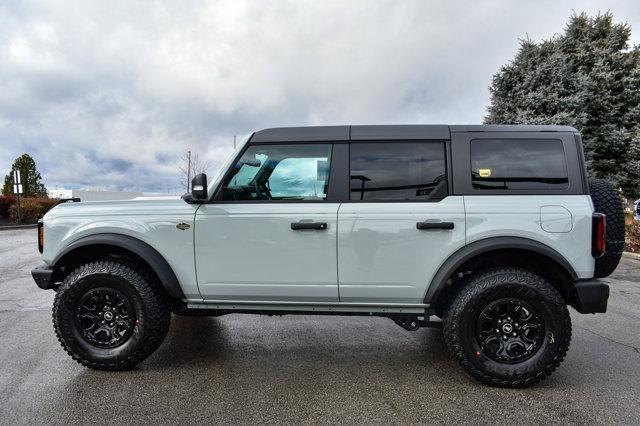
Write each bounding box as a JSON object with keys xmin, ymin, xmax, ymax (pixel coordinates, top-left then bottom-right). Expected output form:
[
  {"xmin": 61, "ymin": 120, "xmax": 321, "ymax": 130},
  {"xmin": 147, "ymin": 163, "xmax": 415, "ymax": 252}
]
[{"xmin": 1, "ymin": 228, "xmax": 639, "ymax": 424}]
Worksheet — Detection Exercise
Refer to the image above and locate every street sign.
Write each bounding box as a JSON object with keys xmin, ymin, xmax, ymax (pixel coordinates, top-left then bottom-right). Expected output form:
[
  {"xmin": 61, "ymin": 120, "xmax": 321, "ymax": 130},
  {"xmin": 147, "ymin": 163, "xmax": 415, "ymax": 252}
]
[
  {"xmin": 12, "ymin": 170, "xmax": 23, "ymax": 194},
  {"xmin": 12, "ymin": 170, "xmax": 23, "ymax": 223}
]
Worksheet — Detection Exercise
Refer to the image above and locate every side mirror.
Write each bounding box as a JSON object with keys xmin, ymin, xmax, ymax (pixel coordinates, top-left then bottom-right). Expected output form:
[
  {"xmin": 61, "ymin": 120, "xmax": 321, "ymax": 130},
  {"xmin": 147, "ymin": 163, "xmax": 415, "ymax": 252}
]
[{"xmin": 191, "ymin": 173, "xmax": 208, "ymax": 201}]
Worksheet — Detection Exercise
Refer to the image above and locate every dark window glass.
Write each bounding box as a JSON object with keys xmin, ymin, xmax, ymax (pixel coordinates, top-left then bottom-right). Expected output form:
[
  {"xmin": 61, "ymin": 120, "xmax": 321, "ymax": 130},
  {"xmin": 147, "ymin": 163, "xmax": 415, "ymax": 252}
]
[
  {"xmin": 349, "ymin": 142, "xmax": 447, "ymax": 201},
  {"xmin": 222, "ymin": 144, "xmax": 331, "ymax": 201},
  {"xmin": 470, "ymin": 139, "xmax": 568, "ymax": 190}
]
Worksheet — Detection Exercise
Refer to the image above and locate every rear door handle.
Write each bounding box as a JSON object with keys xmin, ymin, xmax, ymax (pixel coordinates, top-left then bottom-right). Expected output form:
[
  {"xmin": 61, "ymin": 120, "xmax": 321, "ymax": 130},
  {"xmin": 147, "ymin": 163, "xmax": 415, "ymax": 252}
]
[
  {"xmin": 291, "ymin": 222, "xmax": 328, "ymax": 230},
  {"xmin": 416, "ymin": 221, "xmax": 454, "ymax": 230}
]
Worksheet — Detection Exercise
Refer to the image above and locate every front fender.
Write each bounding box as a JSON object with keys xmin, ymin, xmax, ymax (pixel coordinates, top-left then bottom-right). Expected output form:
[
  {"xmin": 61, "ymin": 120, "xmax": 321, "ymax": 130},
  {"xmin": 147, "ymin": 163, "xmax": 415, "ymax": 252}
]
[{"xmin": 51, "ymin": 233, "xmax": 185, "ymax": 299}]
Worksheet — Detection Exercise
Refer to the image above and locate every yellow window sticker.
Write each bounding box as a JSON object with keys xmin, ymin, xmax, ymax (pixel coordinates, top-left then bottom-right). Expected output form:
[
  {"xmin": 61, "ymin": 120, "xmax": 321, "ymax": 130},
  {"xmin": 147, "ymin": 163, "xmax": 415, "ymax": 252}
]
[{"xmin": 479, "ymin": 169, "xmax": 491, "ymax": 178}]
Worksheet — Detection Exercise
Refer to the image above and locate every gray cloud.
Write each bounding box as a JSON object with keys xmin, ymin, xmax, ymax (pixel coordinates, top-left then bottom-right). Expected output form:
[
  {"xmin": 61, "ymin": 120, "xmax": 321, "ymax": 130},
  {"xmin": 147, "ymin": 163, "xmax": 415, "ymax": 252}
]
[{"xmin": 1, "ymin": 0, "xmax": 639, "ymax": 192}]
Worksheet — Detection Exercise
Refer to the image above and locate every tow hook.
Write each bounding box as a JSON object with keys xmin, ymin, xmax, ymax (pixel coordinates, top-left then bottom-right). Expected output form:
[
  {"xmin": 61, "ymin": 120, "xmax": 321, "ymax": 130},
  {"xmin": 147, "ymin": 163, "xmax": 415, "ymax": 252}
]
[{"xmin": 393, "ymin": 316, "xmax": 421, "ymax": 331}]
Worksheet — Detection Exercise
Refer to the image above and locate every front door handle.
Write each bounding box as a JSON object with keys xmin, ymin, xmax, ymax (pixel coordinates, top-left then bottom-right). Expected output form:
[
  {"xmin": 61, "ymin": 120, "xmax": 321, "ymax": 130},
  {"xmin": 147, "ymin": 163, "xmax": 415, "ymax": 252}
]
[
  {"xmin": 291, "ymin": 222, "xmax": 328, "ymax": 230},
  {"xmin": 416, "ymin": 221, "xmax": 454, "ymax": 230}
]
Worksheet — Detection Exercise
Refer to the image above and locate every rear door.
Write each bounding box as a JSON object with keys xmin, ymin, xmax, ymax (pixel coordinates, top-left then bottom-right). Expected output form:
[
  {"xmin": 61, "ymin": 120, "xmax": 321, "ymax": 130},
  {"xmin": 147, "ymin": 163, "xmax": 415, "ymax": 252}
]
[
  {"xmin": 337, "ymin": 141, "xmax": 466, "ymax": 304},
  {"xmin": 195, "ymin": 143, "xmax": 340, "ymax": 302}
]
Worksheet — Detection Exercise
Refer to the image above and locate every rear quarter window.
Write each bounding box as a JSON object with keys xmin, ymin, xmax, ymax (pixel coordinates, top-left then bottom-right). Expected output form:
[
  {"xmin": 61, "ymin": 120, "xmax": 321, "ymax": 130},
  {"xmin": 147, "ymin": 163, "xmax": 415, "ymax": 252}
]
[{"xmin": 470, "ymin": 139, "xmax": 568, "ymax": 190}]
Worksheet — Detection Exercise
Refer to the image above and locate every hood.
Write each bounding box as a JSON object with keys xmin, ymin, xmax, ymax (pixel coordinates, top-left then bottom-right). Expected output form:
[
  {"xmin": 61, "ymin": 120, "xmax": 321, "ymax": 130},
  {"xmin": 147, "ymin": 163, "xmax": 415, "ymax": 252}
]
[{"xmin": 44, "ymin": 196, "xmax": 187, "ymax": 219}]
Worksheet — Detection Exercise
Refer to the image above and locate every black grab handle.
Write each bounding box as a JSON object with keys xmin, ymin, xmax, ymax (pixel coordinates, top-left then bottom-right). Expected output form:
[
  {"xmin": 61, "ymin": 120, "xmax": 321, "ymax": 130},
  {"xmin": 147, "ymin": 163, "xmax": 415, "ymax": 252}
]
[
  {"xmin": 291, "ymin": 222, "xmax": 328, "ymax": 230},
  {"xmin": 416, "ymin": 221, "xmax": 454, "ymax": 230}
]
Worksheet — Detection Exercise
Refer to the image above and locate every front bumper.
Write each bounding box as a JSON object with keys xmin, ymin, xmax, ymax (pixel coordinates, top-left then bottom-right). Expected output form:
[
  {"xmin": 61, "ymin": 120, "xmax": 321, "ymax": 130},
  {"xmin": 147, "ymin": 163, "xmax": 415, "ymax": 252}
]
[
  {"xmin": 31, "ymin": 264, "xmax": 55, "ymax": 290},
  {"xmin": 574, "ymin": 279, "xmax": 609, "ymax": 314}
]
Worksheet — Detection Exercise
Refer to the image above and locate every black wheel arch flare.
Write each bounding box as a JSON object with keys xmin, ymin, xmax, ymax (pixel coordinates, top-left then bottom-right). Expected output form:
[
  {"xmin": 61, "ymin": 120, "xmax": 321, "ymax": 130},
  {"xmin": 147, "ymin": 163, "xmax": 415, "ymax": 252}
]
[
  {"xmin": 52, "ymin": 233, "xmax": 185, "ymax": 299},
  {"xmin": 424, "ymin": 237, "xmax": 579, "ymax": 306}
]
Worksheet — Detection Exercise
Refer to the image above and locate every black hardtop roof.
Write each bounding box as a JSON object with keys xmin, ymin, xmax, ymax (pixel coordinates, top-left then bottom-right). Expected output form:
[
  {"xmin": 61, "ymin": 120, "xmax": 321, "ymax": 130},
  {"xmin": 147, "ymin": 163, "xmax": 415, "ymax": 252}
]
[{"xmin": 250, "ymin": 124, "xmax": 579, "ymax": 142}]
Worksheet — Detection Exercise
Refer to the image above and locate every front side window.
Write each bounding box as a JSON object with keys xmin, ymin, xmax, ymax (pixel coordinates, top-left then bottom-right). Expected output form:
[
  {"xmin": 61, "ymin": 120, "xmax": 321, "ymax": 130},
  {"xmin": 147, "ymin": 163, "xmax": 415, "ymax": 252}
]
[
  {"xmin": 221, "ymin": 144, "xmax": 332, "ymax": 201},
  {"xmin": 470, "ymin": 139, "xmax": 568, "ymax": 190},
  {"xmin": 349, "ymin": 142, "xmax": 447, "ymax": 201}
]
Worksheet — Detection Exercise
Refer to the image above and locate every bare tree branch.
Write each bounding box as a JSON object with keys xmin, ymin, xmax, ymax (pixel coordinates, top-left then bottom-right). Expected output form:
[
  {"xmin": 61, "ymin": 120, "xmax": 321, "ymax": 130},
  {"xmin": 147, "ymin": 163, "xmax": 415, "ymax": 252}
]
[{"xmin": 179, "ymin": 151, "xmax": 211, "ymax": 191}]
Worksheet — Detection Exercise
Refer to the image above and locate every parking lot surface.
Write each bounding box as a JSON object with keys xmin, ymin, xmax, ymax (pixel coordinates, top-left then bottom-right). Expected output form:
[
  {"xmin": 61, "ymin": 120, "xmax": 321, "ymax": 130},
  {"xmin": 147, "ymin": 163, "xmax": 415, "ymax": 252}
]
[{"xmin": 1, "ymin": 228, "xmax": 640, "ymax": 424}]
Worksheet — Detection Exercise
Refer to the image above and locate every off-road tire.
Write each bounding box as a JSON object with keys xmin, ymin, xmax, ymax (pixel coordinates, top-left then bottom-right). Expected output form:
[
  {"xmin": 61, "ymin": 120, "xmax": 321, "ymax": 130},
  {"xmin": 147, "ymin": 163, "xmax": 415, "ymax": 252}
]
[
  {"xmin": 443, "ymin": 267, "xmax": 571, "ymax": 388},
  {"xmin": 589, "ymin": 179, "xmax": 625, "ymax": 278},
  {"xmin": 52, "ymin": 260, "xmax": 171, "ymax": 370}
]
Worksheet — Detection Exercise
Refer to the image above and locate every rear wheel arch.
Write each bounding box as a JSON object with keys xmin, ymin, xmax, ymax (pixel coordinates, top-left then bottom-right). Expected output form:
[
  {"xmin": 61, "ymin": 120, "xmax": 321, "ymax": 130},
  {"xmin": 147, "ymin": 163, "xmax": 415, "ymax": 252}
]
[
  {"xmin": 52, "ymin": 233, "xmax": 185, "ymax": 299},
  {"xmin": 426, "ymin": 237, "xmax": 578, "ymax": 313}
]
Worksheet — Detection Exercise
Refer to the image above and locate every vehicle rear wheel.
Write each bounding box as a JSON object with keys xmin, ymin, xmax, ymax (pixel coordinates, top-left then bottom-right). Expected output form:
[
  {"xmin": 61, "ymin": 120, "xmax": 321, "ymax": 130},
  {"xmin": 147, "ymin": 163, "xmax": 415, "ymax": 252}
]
[
  {"xmin": 52, "ymin": 260, "xmax": 171, "ymax": 370},
  {"xmin": 589, "ymin": 179, "xmax": 624, "ymax": 278},
  {"xmin": 442, "ymin": 267, "xmax": 571, "ymax": 387}
]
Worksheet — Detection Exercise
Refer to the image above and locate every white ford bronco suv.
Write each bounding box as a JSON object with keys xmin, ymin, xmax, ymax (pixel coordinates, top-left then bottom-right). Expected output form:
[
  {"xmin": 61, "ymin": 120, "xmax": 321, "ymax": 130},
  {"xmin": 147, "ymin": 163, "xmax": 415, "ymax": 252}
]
[{"xmin": 32, "ymin": 125, "xmax": 624, "ymax": 387}]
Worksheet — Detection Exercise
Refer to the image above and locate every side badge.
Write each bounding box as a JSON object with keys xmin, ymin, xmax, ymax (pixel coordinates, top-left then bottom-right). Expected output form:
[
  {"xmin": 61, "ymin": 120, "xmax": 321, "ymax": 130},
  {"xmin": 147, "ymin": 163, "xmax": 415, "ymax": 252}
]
[{"xmin": 176, "ymin": 222, "xmax": 191, "ymax": 231}]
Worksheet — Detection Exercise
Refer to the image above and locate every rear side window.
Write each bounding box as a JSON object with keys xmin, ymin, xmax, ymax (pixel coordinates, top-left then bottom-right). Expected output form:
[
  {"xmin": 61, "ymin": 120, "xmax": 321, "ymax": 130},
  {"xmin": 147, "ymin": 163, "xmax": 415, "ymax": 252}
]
[
  {"xmin": 349, "ymin": 142, "xmax": 447, "ymax": 201},
  {"xmin": 470, "ymin": 139, "xmax": 568, "ymax": 190}
]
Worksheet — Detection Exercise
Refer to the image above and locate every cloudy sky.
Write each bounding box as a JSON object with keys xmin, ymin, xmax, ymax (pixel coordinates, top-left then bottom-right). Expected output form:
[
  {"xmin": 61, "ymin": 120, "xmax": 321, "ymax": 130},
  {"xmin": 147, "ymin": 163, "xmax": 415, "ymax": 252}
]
[{"xmin": 1, "ymin": 0, "xmax": 639, "ymax": 193}]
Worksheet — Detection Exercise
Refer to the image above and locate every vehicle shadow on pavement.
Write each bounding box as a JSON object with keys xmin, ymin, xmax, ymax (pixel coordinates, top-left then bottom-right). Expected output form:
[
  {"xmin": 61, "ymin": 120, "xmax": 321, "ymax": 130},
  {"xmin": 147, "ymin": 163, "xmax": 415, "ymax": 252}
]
[
  {"xmin": 144, "ymin": 314, "xmax": 458, "ymax": 377},
  {"xmin": 29, "ymin": 314, "xmax": 600, "ymax": 424},
  {"xmin": 146, "ymin": 316, "xmax": 232, "ymax": 368}
]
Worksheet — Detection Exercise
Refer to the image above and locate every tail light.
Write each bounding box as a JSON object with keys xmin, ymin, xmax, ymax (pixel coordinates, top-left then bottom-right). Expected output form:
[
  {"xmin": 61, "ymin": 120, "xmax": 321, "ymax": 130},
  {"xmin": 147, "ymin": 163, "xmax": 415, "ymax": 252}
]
[
  {"xmin": 592, "ymin": 213, "xmax": 606, "ymax": 258},
  {"xmin": 38, "ymin": 219, "xmax": 44, "ymax": 253}
]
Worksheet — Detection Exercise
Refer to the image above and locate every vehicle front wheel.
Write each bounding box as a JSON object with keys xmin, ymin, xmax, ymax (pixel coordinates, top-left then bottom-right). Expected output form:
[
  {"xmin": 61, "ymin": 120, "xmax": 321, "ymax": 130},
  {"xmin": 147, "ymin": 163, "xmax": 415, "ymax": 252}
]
[
  {"xmin": 443, "ymin": 267, "xmax": 571, "ymax": 387},
  {"xmin": 52, "ymin": 260, "xmax": 171, "ymax": 370}
]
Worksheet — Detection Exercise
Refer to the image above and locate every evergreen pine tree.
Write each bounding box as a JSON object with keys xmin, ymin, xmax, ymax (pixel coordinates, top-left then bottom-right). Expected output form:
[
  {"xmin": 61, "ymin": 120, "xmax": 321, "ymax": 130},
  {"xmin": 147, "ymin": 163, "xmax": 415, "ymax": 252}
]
[
  {"xmin": 485, "ymin": 12, "xmax": 640, "ymax": 197},
  {"xmin": 2, "ymin": 154, "xmax": 48, "ymax": 197}
]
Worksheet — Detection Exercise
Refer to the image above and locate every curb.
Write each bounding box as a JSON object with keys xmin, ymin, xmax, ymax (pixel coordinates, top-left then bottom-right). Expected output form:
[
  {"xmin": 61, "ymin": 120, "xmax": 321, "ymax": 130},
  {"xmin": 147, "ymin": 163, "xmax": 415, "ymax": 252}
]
[
  {"xmin": 0, "ymin": 224, "xmax": 37, "ymax": 231},
  {"xmin": 622, "ymin": 251, "xmax": 640, "ymax": 260}
]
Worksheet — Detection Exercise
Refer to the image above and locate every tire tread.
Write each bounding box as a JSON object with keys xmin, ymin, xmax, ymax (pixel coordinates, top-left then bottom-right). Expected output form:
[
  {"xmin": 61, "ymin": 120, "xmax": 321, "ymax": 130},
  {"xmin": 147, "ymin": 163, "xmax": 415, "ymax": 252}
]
[
  {"xmin": 443, "ymin": 267, "xmax": 572, "ymax": 388},
  {"xmin": 589, "ymin": 179, "xmax": 625, "ymax": 278},
  {"xmin": 52, "ymin": 259, "xmax": 171, "ymax": 370}
]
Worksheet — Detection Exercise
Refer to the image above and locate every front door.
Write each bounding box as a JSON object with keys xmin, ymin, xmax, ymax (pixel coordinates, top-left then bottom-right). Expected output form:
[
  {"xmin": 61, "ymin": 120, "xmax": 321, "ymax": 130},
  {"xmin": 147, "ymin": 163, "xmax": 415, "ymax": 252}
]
[{"xmin": 195, "ymin": 143, "xmax": 339, "ymax": 302}]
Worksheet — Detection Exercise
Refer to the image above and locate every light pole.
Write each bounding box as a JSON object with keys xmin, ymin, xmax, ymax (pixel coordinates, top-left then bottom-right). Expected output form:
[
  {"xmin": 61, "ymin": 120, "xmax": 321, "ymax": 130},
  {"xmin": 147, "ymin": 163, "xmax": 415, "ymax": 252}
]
[{"xmin": 186, "ymin": 150, "xmax": 191, "ymax": 192}]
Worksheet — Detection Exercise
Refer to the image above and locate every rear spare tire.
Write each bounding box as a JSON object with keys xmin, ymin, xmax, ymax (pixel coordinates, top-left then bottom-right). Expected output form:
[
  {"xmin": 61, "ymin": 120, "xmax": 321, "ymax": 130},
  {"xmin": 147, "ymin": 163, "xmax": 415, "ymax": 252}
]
[{"xmin": 589, "ymin": 179, "xmax": 624, "ymax": 278}]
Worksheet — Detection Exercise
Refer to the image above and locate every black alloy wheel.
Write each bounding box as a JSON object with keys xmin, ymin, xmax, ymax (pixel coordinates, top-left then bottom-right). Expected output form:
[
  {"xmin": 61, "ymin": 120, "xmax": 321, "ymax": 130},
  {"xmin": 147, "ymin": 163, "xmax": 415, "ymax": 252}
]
[
  {"xmin": 475, "ymin": 298, "xmax": 544, "ymax": 363},
  {"xmin": 75, "ymin": 287, "xmax": 135, "ymax": 348}
]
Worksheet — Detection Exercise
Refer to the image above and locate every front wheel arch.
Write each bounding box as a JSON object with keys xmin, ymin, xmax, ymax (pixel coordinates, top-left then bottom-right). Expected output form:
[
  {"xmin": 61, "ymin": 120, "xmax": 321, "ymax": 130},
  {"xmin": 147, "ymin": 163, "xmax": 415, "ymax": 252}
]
[{"xmin": 52, "ymin": 233, "xmax": 185, "ymax": 299}]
